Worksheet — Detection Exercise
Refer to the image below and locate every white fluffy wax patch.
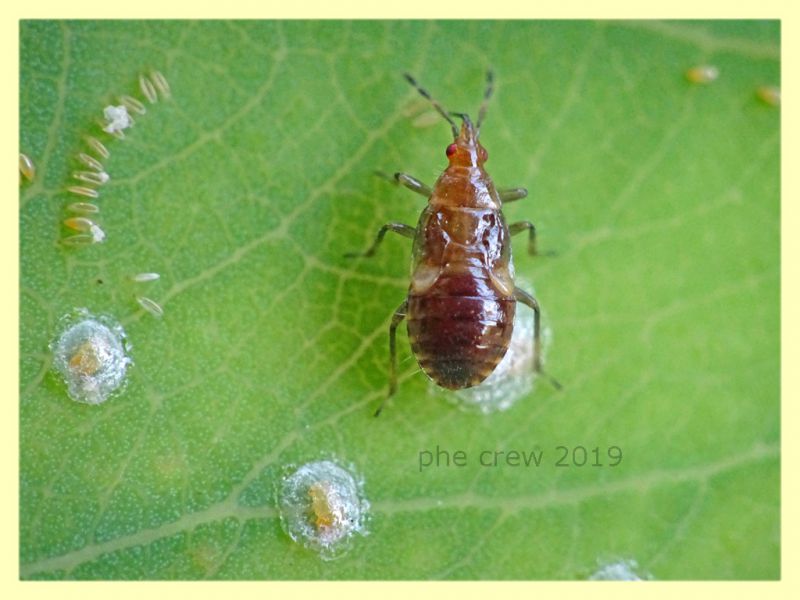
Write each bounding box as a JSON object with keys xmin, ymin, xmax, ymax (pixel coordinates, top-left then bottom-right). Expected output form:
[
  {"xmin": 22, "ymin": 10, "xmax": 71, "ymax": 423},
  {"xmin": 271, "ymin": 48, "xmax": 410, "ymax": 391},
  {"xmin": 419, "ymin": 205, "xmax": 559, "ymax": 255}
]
[
  {"xmin": 589, "ymin": 558, "xmax": 652, "ymax": 581},
  {"xmin": 276, "ymin": 460, "xmax": 369, "ymax": 560},
  {"xmin": 50, "ymin": 309, "xmax": 133, "ymax": 405},
  {"xmin": 102, "ymin": 105, "xmax": 133, "ymax": 134}
]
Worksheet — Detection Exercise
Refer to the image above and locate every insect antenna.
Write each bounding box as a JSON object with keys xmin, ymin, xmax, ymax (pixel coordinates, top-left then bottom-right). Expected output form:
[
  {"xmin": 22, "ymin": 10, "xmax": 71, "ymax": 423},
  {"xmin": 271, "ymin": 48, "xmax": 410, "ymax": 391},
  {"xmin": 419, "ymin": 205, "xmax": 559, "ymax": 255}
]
[
  {"xmin": 450, "ymin": 112, "xmax": 473, "ymax": 129},
  {"xmin": 476, "ymin": 69, "xmax": 494, "ymax": 133},
  {"xmin": 403, "ymin": 73, "xmax": 460, "ymax": 138}
]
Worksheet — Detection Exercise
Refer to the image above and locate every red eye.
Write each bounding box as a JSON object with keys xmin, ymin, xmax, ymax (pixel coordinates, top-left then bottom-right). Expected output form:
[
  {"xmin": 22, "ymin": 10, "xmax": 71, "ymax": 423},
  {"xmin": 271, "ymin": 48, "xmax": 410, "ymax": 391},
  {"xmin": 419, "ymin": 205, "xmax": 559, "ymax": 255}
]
[{"xmin": 446, "ymin": 143, "xmax": 457, "ymax": 157}]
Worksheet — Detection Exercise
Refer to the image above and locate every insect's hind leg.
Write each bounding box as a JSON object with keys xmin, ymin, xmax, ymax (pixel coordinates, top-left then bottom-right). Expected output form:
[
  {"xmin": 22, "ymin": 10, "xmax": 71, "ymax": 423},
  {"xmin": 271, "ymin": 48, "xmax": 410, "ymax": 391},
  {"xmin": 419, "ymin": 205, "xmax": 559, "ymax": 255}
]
[
  {"xmin": 374, "ymin": 299, "xmax": 409, "ymax": 417},
  {"xmin": 344, "ymin": 222, "xmax": 415, "ymax": 258},
  {"xmin": 513, "ymin": 287, "xmax": 562, "ymax": 390},
  {"xmin": 374, "ymin": 170, "xmax": 432, "ymax": 198}
]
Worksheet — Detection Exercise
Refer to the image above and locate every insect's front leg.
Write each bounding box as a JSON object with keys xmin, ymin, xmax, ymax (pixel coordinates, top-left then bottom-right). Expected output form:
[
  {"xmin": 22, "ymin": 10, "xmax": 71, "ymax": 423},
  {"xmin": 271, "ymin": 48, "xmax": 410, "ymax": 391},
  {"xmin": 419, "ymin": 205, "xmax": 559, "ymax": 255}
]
[
  {"xmin": 513, "ymin": 287, "xmax": 562, "ymax": 390},
  {"xmin": 344, "ymin": 223, "xmax": 415, "ymax": 258},
  {"xmin": 498, "ymin": 187, "xmax": 528, "ymax": 203},
  {"xmin": 374, "ymin": 299, "xmax": 409, "ymax": 417},
  {"xmin": 374, "ymin": 170, "xmax": 432, "ymax": 197},
  {"xmin": 395, "ymin": 172, "xmax": 432, "ymax": 197}
]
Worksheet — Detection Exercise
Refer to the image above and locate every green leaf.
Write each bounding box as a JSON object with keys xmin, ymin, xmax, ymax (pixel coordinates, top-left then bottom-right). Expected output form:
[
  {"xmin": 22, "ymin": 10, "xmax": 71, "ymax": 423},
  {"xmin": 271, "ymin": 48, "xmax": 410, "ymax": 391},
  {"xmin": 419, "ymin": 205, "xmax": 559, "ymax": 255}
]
[{"xmin": 20, "ymin": 20, "xmax": 779, "ymax": 580}]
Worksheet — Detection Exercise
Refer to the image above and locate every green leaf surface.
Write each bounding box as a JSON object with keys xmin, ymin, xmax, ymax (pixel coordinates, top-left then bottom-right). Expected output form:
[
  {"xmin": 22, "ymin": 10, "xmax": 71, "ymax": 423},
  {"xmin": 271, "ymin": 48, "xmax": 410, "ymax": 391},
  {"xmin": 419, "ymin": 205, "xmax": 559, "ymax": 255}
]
[{"xmin": 19, "ymin": 20, "xmax": 780, "ymax": 580}]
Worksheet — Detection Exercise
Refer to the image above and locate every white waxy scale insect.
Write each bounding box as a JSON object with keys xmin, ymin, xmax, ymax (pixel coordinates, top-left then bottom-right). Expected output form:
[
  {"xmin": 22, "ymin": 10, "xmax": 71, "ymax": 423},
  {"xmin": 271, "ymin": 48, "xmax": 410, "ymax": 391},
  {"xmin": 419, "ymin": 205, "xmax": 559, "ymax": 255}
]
[
  {"xmin": 50, "ymin": 309, "xmax": 133, "ymax": 405},
  {"xmin": 84, "ymin": 136, "xmax": 110, "ymax": 159},
  {"xmin": 63, "ymin": 216, "xmax": 96, "ymax": 232},
  {"xmin": 756, "ymin": 85, "xmax": 780, "ymax": 106},
  {"xmin": 139, "ymin": 74, "xmax": 158, "ymax": 103},
  {"xmin": 685, "ymin": 65, "xmax": 719, "ymax": 84},
  {"xmin": 132, "ymin": 272, "xmax": 161, "ymax": 282},
  {"xmin": 60, "ymin": 234, "xmax": 94, "ymax": 247},
  {"xmin": 62, "ymin": 217, "xmax": 104, "ymax": 243},
  {"xmin": 150, "ymin": 70, "xmax": 171, "ymax": 99},
  {"xmin": 73, "ymin": 170, "xmax": 109, "ymax": 185},
  {"xmin": 67, "ymin": 186, "xmax": 99, "ymax": 199},
  {"xmin": 589, "ymin": 558, "xmax": 651, "ymax": 581},
  {"xmin": 277, "ymin": 460, "xmax": 369, "ymax": 560},
  {"xmin": 77, "ymin": 152, "xmax": 104, "ymax": 172},
  {"xmin": 67, "ymin": 202, "xmax": 100, "ymax": 215},
  {"xmin": 19, "ymin": 153, "xmax": 35, "ymax": 181},
  {"xmin": 119, "ymin": 94, "xmax": 146, "ymax": 115},
  {"xmin": 136, "ymin": 296, "xmax": 164, "ymax": 318}
]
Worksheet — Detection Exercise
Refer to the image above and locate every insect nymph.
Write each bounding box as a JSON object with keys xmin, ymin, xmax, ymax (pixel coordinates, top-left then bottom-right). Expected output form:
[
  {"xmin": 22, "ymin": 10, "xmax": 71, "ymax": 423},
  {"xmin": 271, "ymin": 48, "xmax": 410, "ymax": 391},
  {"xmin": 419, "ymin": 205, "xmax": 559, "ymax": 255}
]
[{"xmin": 350, "ymin": 72, "xmax": 554, "ymax": 416}]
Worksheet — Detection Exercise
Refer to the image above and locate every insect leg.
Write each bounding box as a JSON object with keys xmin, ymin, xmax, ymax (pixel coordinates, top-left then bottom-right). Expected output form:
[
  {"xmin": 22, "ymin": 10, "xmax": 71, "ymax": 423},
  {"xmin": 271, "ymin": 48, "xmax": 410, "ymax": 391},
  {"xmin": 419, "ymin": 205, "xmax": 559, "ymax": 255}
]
[
  {"xmin": 395, "ymin": 172, "xmax": 433, "ymax": 197},
  {"xmin": 513, "ymin": 287, "xmax": 562, "ymax": 390},
  {"xmin": 508, "ymin": 220, "xmax": 538, "ymax": 256},
  {"xmin": 375, "ymin": 299, "xmax": 409, "ymax": 417},
  {"xmin": 513, "ymin": 287, "xmax": 542, "ymax": 372},
  {"xmin": 498, "ymin": 187, "xmax": 528, "ymax": 203},
  {"xmin": 374, "ymin": 170, "xmax": 432, "ymax": 197},
  {"xmin": 344, "ymin": 223, "xmax": 415, "ymax": 258}
]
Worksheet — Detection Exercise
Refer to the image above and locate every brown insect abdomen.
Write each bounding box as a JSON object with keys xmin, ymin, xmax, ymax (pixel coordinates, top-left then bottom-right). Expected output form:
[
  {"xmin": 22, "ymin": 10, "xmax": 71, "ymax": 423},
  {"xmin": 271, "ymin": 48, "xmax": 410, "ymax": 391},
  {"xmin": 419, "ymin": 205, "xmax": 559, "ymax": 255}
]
[{"xmin": 407, "ymin": 272, "xmax": 515, "ymax": 389}]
